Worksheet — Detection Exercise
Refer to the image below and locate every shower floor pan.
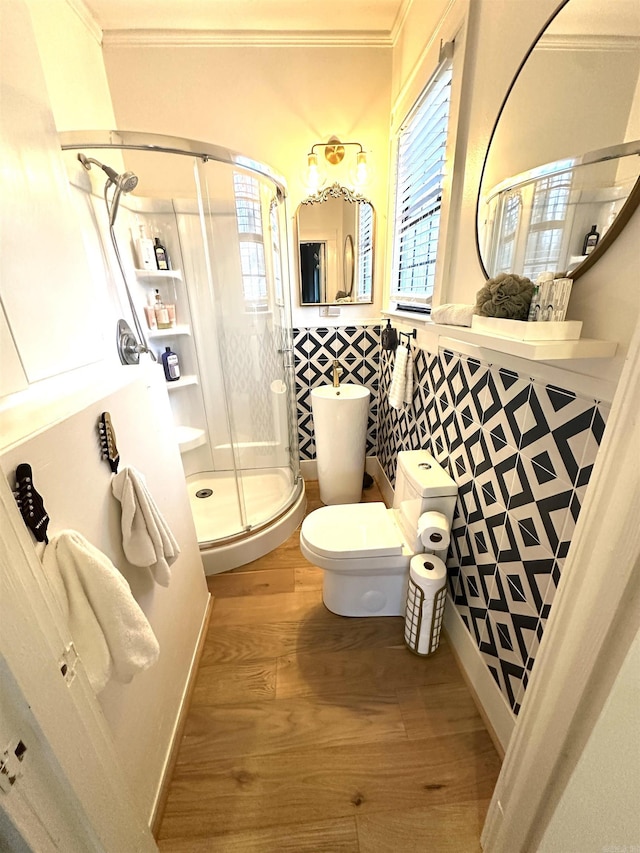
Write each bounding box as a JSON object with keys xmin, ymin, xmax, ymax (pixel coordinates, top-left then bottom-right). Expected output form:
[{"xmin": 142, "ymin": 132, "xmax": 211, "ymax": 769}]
[{"xmin": 187, "ymin": 468, "xmax": 306, "ymax": 574}]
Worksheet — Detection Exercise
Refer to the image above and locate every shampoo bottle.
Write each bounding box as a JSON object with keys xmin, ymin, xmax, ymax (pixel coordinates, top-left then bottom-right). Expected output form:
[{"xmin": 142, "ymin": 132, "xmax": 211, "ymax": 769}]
[
  {"xmin": 154, "ymin": 289, "xmax": 171, "ymax": 329},
  {"xmin": 161, "ymin": 347, "xmax": 180, "ymax": 382},
  {"xmin": 154, "ymin": 236, "xmax": 170, "ymax": 270},
  {"xmin": 134, "ymin": 223, "xmax": 155, "ymax": 270},
  {"xmin": 582, "ymin": 224, "xmax": 600, "ymax": 255}
]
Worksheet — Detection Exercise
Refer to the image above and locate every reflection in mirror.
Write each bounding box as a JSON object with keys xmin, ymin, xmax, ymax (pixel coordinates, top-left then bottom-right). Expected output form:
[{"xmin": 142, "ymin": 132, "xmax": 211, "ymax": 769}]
[
  {"xmin": 297, "ymin": 183, "xmax": 374, "ymax": 304},
  {"xmin": 342, "ymin": 234, "xmax": 355, "ymax": 299},
  {"xmin": 477, "ymin": 0, "xmax": 640, "ymax": 281}
]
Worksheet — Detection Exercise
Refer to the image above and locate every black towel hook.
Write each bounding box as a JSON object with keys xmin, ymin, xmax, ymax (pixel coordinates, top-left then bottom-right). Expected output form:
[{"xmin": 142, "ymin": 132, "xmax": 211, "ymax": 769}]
[{"xmin": 399, "ymin": 329, "xmax": 417, "ymax": 346}]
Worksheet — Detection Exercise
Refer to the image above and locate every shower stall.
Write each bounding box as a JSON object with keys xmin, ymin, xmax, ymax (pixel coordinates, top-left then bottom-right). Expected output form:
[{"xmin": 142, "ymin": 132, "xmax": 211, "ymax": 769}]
[{"xmin": 60, "ymin": 131, "xmax": 305, "ymax": 573}]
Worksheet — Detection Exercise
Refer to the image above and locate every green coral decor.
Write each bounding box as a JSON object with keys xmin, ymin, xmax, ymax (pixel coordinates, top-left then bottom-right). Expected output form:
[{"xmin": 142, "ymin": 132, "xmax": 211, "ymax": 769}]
[{"xmin": 475, "ymin": 273, "xmax": 535, "ymax": 320}]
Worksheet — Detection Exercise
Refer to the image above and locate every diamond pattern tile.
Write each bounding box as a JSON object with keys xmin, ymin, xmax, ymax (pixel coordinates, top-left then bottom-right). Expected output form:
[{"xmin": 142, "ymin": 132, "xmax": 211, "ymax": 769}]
[
  {"xmin": 483, "ymin": 367, "xmax": 531, "ymax": 449},
  {"xmin": 521, "ymin": 382, "xmax": 598, "ymax": 486},
  {"xmin": 292, "ymin": 334, "xmax": 604, "ymax": 715}
]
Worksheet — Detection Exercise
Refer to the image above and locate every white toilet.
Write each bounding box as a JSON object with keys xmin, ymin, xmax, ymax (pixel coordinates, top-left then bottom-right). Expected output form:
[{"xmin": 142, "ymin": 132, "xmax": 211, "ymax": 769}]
[{"xmin": 300, "ymin": 450, "xmax": 458, "ymax": 616}]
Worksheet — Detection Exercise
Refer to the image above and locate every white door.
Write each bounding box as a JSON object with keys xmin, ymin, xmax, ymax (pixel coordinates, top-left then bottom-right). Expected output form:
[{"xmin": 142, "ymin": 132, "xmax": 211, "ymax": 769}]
[{"xmin": 0, "ymin": 477, "xmax": 157, "ymax": 853}]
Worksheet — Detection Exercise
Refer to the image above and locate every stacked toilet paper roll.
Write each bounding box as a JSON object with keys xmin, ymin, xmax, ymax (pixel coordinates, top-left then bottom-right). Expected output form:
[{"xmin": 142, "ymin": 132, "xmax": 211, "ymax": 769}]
[
  {"xmin": 404, "ymin": 554, "xmax": 448, "ymax": 655},
  {"xmin": 417, "ymin": 511, "xmax": 450, "ymax": 550}
]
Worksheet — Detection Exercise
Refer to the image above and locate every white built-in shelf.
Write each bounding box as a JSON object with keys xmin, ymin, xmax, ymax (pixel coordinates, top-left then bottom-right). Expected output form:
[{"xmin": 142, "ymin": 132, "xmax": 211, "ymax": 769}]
[
  {"xmin": 134, "ymin": 268, "xmax": 182, "ymax": 281},
  {"xmin": 175, "ymin": 426, "xmax": 206, "ymax": 453},
  {"xmin": 147, "ymin": 324, "xmax": 191, "ymax": 339},
  {"xmin": 166, "ymin": 374, "xmax": 198, "ymax": 390},
  {"xmin": 435, "ymin": 325, "xmax": 617, "ymax": 361}
]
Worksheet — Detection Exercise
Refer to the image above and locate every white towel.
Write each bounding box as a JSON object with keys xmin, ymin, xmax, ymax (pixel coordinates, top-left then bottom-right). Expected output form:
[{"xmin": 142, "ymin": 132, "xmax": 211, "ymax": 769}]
[
  {"xmin": 404, "ymin": 347, "xmax": 414, "ymax": 405},
  {"xmin": 431, "ymin": 303, "xmax": 475, "ymax": 327},
  {"xmin": 43, "ymin": 530, "xmax": 160, "ymax": 694},
  {"xmin": 111, "ymin": 466, "xmax": 180, "ymax": 587},
  {"xmin": 389, "ymin": 344, "xmax": 412, "ymax": 410}
]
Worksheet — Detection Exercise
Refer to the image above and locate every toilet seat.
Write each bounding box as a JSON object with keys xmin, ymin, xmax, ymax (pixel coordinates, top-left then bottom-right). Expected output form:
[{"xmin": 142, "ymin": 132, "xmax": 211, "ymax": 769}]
[{"xmin": 301, "ymin": 502, "xmax": 404, "ymax": 559}]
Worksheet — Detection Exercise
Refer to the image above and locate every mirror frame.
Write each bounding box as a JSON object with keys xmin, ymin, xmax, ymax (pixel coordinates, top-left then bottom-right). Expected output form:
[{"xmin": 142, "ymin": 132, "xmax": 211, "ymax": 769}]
[
  {"xmin": 475, "ymin": 0, "xmax": 640, "ymax": 282},
  {"xmin": 296, "ymin": 182, "xmax": 375, "ymax": 305}
]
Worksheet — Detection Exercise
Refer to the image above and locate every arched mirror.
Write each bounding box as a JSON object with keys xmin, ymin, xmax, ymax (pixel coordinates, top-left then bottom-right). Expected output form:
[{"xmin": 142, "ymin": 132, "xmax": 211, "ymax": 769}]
[
  {"xmin": 477, "ymin": 0, "xmax": 640, "ymax": 282},
  {"xmin": 297, "ymin": 183, "xmax": 374, "ymax": 304}
]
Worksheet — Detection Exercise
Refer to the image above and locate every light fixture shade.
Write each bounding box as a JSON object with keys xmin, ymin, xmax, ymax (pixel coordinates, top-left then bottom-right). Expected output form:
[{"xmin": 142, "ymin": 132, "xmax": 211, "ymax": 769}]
[
  {"xmin": 306, "ymin": 153, "xmax": 322, "ymax": 192},
  {"xmin": 355, "ymin": 152, "xmax": 368, "ymax": 185}
]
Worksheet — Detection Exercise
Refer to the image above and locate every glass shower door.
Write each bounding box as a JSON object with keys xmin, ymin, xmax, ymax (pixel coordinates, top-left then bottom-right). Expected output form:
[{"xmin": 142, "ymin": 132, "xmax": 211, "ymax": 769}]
[{"xmin": 196, "ymin": 158, "xmax": 299, "ymax": 534}]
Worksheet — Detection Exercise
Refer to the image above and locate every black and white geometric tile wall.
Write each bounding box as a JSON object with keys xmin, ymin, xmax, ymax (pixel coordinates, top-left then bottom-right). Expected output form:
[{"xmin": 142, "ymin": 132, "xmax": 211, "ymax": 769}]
[
  {"xmin": 293, "ymin": 325, "xmax": 381, "ymax": 459},
  {"xmin": 377, "ymin": 345, "xmax": 610, "ymax": 715}
]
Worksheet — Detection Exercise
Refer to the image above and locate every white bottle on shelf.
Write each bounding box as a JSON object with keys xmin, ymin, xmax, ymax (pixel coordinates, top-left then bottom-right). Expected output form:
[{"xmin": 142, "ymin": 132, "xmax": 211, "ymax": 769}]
[{"xmin": 134, "ymin": 221, "xmax": 155, "ymax": 271}]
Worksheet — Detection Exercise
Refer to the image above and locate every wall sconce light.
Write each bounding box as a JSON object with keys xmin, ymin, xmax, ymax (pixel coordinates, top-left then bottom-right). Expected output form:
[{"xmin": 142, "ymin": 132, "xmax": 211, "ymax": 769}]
[{"xmin": 305, "ymin": 136, "xmax": 368, "ymax": 191}]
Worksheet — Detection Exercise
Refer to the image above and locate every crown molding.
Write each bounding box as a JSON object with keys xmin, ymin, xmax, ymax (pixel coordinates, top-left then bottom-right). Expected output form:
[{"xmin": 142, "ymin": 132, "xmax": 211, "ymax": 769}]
[
  {"xmin": 65, "ymin": 0, "xmax": 103, "ymax": 45},
  {"xmin": 389, "ymin": 0, "xmax": 413, "ymax": 46},
  {"xmin": 538, "ymin": 33, "xmax": 640, "ymax": 52},
  {"xmin": 102, "ymin": 28, "xmax": 394, "ymax": 48}
]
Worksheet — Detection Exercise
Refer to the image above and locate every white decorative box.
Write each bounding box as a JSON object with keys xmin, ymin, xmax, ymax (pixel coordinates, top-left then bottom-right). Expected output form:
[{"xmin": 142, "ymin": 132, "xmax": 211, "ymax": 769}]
[{"xmin": 471, "ymin": 316, "xmax": 583, "ymax": 341}]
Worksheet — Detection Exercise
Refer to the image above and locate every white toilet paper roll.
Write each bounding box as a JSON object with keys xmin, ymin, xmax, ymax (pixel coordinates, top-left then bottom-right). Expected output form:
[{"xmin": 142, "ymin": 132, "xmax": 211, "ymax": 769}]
[
  {"xmin": 409, "ymin": 553, "xmax": 447, "ymax": 587},
  {"xmin": 417, "ymin": 511, "xmax": 450, "ymax": 550},
  {"xmin": 406, "ymin": 554, "xmax": 448, "ymax": 655}
]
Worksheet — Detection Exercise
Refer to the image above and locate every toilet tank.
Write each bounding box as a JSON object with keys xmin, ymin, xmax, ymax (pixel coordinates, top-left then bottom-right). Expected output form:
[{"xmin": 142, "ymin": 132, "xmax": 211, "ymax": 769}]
[{"xmin": 392, "ymin": 450, "xmax": 458, "ymax": 553}]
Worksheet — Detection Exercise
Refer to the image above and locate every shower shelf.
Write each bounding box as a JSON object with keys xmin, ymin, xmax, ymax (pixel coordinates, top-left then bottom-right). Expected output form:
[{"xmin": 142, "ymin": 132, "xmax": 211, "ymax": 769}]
[
  {"xmin": 147, "ymin": 324, "xmax": 191, "ymax": 339},
  {"xmin": 166, "ymin": 374, "xmax": 198, "ymax": 390},
  {"xmin": 135, "ymin": 268, "xmax": 182, "ymax": 281},
  {"xmin": 175, "ymin": 426, "xmax": 206, "ymax": 453}
]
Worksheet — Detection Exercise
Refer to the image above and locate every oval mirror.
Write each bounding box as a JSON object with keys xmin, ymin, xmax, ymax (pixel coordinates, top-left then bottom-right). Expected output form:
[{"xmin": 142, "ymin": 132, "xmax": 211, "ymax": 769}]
[
  {"xmin": 476, "ymin": 0, "xmax": 640, "ymax": 282},
  {"xmin": 297, "ymin": 183, "xmax": 374, "ymax": 305}
]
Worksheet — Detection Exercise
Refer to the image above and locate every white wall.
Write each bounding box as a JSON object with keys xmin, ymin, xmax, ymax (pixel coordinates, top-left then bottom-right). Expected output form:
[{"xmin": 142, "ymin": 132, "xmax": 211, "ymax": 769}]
[
  {"xmin": 435, "ymin": 0, "xmax": 640, "ymax": 387},
  {"xmin": 538, "ymin": 627, "xmax": 640, "ymax": 852},
  {"xmin": 2, "ymin": 1, "xmax": 210, "ymax": 831},
  {"xmin": 99, "ymin": 39, "xmax": 392, "ymax": 328},
  {"xmin": 26, "ymin": 0, "xmax": 116, "ymax": 131}
]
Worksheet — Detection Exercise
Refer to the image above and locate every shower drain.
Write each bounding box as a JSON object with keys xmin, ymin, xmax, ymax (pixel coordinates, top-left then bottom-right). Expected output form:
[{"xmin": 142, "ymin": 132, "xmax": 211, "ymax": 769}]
[{"xmin": 195, "ymin": 488, "xmax": 214, "ymax": 499}]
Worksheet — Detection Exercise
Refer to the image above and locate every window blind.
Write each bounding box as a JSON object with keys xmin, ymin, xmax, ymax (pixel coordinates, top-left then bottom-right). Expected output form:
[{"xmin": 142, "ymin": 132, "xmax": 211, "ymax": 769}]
[
  {"xmin": 392, "ymin": 58, "xmax": 453, "ymax": 308},
  {"xmin": 357, "ymin": 202, "xmax": 373, "ymax": 300}
]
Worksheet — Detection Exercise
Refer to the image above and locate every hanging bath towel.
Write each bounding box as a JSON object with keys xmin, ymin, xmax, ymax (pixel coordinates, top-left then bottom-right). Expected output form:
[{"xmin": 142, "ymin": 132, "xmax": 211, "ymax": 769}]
[
  {"xmin": 111, "ymin": 466, "xmax": 180, "ymax": 587},
  {"xmin": 389, "ymin": 344, "xmax": 411, "ymax": 410},
  {"xmin": 43, "ymin": 530, "xmax": 160, "ymax": 694},
  {"xmin": 404, "ymin": 346, "xmax": 414, "ymax": 405}
]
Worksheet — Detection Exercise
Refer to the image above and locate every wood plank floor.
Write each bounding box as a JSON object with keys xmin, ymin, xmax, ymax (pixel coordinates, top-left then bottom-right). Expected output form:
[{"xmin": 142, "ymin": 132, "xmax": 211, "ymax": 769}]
[{"xmin": 157, "ymin": 481, "xmax": 501, "ymax": 852}]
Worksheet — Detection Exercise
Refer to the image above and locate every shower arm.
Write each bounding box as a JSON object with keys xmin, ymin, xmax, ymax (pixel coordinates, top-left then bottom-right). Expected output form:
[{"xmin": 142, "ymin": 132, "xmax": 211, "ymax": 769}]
[{"xmin": 104, "ymin": 182, "xmax": 156, "ymax": 362}]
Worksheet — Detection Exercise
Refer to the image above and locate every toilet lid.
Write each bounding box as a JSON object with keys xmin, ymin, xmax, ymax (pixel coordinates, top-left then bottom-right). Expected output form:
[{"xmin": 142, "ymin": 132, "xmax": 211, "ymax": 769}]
[{"xmin": 301, "ymin": 502, "xmax": 405, "ymax": 559}]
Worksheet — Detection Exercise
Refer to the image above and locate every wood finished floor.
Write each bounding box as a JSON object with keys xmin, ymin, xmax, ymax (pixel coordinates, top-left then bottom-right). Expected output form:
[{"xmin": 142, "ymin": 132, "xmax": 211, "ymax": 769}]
[{"xmin": 157, "ymin": 481, "xmax": 501, "ymax": 852}]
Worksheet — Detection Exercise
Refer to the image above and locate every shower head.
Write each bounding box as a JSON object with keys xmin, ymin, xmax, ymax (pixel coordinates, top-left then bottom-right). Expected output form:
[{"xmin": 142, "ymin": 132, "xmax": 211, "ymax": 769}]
[{"xmin": 78, "ymin": 153, "xmax": 139, "ymax": 194}]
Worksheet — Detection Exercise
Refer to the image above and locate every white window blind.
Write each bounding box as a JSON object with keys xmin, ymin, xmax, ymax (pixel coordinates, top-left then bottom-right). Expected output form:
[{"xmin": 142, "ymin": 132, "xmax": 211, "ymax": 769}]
[
  {"xmin": 392, "ymin": 58, "xmax": 453, "ymax": 310},
  {"xmin": 357, "ymin": 202, "xmax": 373, "ymax": 300}
]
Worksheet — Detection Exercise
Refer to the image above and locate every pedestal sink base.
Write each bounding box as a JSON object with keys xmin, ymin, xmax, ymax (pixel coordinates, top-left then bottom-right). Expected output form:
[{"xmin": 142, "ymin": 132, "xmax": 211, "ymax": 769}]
[{"xmin": 311, "ymin": 383, "xmax": 370, "ymax": 505}]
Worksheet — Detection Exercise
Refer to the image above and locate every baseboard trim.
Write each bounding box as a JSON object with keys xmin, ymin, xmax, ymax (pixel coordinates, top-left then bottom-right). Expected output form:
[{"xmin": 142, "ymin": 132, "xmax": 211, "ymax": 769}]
[
  {"xmin": 444, "ymin": 598, "xmax": 515, "ymax": 759},
  {"xmin": 300, "ymin": 455, "xmax": 380, "ymax": 485},
  {"xmin": 150, "ymin": 592, "xmax": 214, "ymax": 837}
]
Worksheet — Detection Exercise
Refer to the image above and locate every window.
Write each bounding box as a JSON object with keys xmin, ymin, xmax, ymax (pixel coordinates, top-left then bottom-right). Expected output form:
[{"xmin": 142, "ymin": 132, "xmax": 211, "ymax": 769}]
[
  {"xmin": 522, "ymin": 172, "xmax": 572, "ymax": 279},
  {"xmin": 488, "ymin": 166, "xmax": 573, "ymax": 279},
  {"xmin": 391, "ymin": 57, "xmax": 453, "ymax": 312},
  {"xmin": 356, "ymin": 201, "xmax": 373, "ymax": 301},
  {"xmin": 233, "ymin": 172, "xmax": 268, "ymax": 308}
]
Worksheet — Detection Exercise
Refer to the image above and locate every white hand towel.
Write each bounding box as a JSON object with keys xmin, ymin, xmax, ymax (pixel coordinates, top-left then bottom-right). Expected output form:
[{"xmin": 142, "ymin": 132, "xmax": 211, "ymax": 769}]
[
  {"xmin": 431, "ymin": 303, "xmax": 475, "ymax": 327},
  {"xmin": 111, "ymin": 466, "xmax": 180, "ymax": 587},
  {"xmin": 43, "ymin": 530, "xmax": 160, "ymax": 694},
  {"xmin": 404, "ymin": 347, "xmax": 414, "ymax": 405},
  {"xmin": 388, "ymin": 344, "xmax": 408, "ymax": 410}
]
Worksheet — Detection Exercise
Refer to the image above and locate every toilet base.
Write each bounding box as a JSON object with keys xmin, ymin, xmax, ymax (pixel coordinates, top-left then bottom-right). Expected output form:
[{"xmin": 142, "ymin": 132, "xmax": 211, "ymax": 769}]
[{"xmin": 323, "ymin": 568, "xmax": 409, "ymax": 617}]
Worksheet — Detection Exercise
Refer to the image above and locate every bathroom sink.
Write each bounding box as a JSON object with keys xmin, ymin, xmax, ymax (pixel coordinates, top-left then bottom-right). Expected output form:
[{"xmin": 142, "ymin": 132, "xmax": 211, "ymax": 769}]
[
  {"xmin": 311, "ymin": 383, "xmax": 370, "ymax": 504},
  {"xmin": 311, "ymin": 383, "xmax": 370, "ymax": 400}
]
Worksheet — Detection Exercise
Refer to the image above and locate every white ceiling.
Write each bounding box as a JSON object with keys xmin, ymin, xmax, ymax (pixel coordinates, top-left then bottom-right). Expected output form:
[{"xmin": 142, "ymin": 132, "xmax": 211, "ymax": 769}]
[{"xmin": 80, "ymin": 0, "xmax": 408, "ymax": 34}]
